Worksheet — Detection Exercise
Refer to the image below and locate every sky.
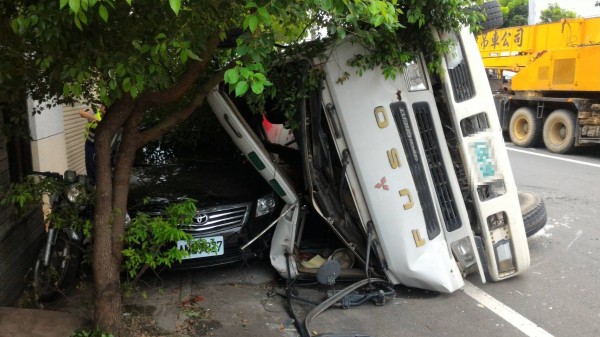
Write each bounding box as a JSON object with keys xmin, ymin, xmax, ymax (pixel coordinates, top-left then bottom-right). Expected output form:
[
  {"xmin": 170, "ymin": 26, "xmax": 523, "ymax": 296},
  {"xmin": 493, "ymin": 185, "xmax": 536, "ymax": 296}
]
[{"xmin": 532, "ymin": 0, "xmax": 600, "ymax": 23}]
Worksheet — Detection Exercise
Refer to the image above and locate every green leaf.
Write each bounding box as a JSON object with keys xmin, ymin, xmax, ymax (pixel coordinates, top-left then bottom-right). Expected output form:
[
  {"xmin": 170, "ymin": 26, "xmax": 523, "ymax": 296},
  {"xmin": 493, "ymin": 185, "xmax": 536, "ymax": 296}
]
[
  {"xmin": 63, "ymin": 84, "xmax": 71, "ymax": 96},
  {"xmin": 130, "ymin": 85, "xmax": 138, "ymax": 98},
  {"xmin": 99, "ymin": 5, "xmax": 108, "ymax": 22},
  {"xmin": 78, "ymin": 10, "xmax": 88, "ymax": 25},
  {"xmin": 374, "ymin": 15, "xmax": 384, "ymax": 27},
  {"xmin": 123, "ymin": 77, "xmax": 131, "ymax": 91},
  {"xmin": 257, "ymin": 7, "xmax": 271, "ymax": 25},
  {"xmin": 239, "ymin": 67, "xmax": 251, "ymax": 79},
  {"xmin": 179, "ymin": 50, "xmax": 188, "ymax": 63},
  {"xmin": 248, "ymin": 15, "xmax": 259, "ymax": 33},
  {"xmin": 69, "ymin": 0, "xmax": 80, "ymax": 13},
  {"xmin": 73, "ymin": 15, "xmax": 83, "ymax": 30},
  {"xmin": 235, "ymin": 80, "xmax": 249, "ymax": 97},
  {"xmin": 186, "ymin": 49, "xmax": 201, "ymax": 61},
  {"xmin": 224, "ymin": 68, "xmax": 239, "ymax": 84},
  {"xmin": 251, "ymin": 80, "xmax": 264, "ymax": 94},
  {"xmin": 169, "ymin": 0, "xmax": 181, "ymax": 15},
  {"xmin": 125, "ymin": 0, "xmax": 132, "ymax": 5},
  {"xmin": 245, "ymin": 2, "xmax": 257, "ymax": 8},
  {"xmin": 10, "ymin": 19, "xmax": 18, "ymax": 33},
  {"xmin": 60, "ymin": 0, "xmax": 69, "ymax": 9},
  {"xmin": 72, "ymin": 83, "xmax": 82, "ymax": 96}
]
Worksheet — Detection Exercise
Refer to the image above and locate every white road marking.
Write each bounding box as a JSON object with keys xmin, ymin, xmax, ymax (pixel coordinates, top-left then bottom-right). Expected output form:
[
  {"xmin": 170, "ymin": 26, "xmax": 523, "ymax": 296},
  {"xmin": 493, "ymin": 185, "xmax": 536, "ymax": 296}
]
[
  {"xmin": 506, "ymin": 147, "xmax": 600, "ymax": 169},
  {"xmin": 567, "ymin": 230, "xmax": 584, "ymax": 249},
  {"xmin": 463, "ymin": 281, "xmax": 554, "ymax": 337}
]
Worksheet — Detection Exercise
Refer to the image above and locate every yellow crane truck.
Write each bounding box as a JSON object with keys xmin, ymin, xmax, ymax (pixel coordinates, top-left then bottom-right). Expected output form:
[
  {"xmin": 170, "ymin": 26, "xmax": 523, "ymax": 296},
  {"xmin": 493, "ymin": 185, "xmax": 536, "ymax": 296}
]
[{"xmin": 477, "ymin": 17, "xmax": 600, "ymax": 153}]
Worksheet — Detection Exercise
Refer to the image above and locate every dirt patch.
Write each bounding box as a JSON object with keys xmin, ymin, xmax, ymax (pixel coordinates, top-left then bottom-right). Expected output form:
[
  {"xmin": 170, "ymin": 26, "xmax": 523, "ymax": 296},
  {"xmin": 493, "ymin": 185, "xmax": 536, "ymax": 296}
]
[
  {"xmin": 121, "ymin": 314, "xmax": 166, "ymax": 337},
  {"xmin": 177, "ymin": 295, "xmax": 222, "ymax": 336}
]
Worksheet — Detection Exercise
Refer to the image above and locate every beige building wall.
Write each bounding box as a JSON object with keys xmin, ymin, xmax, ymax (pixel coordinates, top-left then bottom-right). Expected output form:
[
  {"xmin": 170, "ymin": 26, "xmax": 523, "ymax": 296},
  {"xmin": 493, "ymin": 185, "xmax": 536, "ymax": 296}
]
[
  {"xmin": 28, "ymin": 100, "xmax": 89, "ymax": 175},
  {"xmin": 30, "ymin": 134, "xmax": 68, "ymax": 174},
  {"xmin": 27, "ymin": 99, "xmax": 68, "ymax": 174}
]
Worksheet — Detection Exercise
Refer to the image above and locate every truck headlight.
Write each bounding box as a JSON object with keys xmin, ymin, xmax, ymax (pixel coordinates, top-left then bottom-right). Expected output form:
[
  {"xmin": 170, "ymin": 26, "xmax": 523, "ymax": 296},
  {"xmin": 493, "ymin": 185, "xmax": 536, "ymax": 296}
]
[
  {"xmin": 487, "ymin": 212, "xmax": 517, "ymax": 276},
  {"xmin": 439, "ymin": 31, "xmax": 463, "ymax": 70},
  {"xmin": 404, "ymin": 60, "xmax": 428, "ymax": 91},
  {"xmin": 494, "ymin": 240, "xmax": 516, "ymax": 274},
  {"xmin": 451, "ymin": 237, "xmax": 478, "ymax": 276},
  {"xmin": 256, "ymin": 194, "xmax": 276, "ymax": 217}
]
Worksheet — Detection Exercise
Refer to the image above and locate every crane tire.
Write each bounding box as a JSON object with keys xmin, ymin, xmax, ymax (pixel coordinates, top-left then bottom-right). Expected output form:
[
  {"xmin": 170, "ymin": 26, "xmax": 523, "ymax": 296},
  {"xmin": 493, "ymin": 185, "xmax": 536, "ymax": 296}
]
[
  {"xmin": 481, "ymin": 1, "xmax": 504, "ymax": 31},
  {"xmin": 509, "ymin": 107, "xmax": 542, "ymax": 147},
  {"xmin": 543, "ymin": 109, "xmax": 577, "ymax": 154}
]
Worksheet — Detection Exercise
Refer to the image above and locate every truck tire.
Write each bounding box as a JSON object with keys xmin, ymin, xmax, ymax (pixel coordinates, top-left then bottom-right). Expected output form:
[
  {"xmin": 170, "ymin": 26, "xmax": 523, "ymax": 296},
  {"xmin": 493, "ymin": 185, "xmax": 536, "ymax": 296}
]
[
  {"xmin": 509, "ymin": 107, "xmax": 542, "ymax": 147},
  {"xmin": 543, "ymin": 109, "xmax": 576, "ymax": 154},
  {"xmin": 481, "ymin": 1, "xmax": 503, "ymax": 31},
  {"xmin": 518, "ymin": 192, "xmax": 547, "ymax": 237}
]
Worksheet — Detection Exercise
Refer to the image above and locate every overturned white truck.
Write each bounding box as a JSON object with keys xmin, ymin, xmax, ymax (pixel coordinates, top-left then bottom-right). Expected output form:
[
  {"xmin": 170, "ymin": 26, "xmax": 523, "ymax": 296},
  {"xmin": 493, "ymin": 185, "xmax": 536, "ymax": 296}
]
[{"xmin": 208, "ymin": 26, "xmax": 532, "ymax": 293}]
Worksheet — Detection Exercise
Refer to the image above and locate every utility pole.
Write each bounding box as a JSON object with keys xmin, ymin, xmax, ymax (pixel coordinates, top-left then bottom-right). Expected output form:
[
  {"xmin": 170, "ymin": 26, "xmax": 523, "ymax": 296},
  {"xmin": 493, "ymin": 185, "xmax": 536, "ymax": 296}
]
[{"xmin": 528, "ymin": 0, "xmax": 536, "ymax": 24}]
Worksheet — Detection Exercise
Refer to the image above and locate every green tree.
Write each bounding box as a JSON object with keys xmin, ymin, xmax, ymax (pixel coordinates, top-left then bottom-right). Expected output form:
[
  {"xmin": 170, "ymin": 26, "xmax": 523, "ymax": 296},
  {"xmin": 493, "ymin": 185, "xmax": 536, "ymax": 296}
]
[
  {"xmin": 499, "ymin": 0, "xmax": 529, "ymax": 27},
  {"xmin": 1, "ymin": 0, "xmax": 480, "ymax": 334},
  {"xmin": 540, "ymin": 3, "xmax": 578, "ymax": 23}
]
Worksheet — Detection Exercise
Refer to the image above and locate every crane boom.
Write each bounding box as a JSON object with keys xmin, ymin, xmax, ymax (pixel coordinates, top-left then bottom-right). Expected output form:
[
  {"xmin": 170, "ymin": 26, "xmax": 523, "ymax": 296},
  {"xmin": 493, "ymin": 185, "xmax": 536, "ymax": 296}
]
[{"xmin": 478, "ymin": 17, "xmax": 600, "ymax": 92}]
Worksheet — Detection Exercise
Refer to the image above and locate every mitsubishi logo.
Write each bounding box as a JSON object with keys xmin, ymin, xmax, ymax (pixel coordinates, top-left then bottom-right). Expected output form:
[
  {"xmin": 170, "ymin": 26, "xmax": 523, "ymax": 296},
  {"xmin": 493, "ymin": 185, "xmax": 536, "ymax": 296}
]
[{"xmin": 193, "ymin": 213, "xmax": 209, "ymax": 225}]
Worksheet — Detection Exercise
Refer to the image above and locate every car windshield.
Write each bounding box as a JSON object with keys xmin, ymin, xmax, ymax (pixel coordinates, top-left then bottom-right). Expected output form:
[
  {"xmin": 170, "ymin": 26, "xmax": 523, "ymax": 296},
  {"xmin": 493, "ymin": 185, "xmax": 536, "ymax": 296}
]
[{"xmin": 135, "ymin": 107, "xmax": 240, "ymax": 166}]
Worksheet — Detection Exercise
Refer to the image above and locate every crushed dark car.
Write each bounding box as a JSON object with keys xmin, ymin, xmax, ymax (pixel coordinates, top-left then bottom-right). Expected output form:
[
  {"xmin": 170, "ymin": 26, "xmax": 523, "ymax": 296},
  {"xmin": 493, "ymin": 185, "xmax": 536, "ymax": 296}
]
[{"xmin": 127, "ymin": 127, "xmax": 280, "ymax": 269}]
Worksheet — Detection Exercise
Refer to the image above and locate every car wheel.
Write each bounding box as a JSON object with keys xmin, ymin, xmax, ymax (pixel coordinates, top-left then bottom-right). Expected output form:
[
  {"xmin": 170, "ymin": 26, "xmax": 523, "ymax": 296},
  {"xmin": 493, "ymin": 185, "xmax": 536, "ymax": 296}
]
[
  {"xmin": 518, "ymin": 192, "xmax": 547, "ymax": 237},
  {"xmin": 543, "ymin": 109, "xmax": 577, "ymax": 154},
  {"xmin": 509, "ymin": 107, "xmax": 542, "ymax": 147}
]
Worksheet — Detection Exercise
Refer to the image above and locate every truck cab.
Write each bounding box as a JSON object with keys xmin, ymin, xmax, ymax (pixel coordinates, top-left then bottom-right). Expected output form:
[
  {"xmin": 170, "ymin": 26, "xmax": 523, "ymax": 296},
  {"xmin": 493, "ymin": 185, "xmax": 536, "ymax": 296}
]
[{"xmin": 208, "ymin": 26, "xmax": 530, "ymax": 293}]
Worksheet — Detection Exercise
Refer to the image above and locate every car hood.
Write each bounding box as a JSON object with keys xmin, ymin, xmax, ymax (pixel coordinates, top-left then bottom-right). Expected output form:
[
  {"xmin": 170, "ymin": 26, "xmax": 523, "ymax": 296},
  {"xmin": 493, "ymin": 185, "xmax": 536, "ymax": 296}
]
[{"xmin": 128, "ymin": 160, "xmax": 271, "ymax": 212}]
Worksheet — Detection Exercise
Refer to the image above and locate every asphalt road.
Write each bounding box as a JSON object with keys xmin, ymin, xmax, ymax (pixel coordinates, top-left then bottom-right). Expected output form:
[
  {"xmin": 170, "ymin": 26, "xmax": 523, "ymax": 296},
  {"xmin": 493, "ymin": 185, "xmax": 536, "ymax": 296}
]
[
  {"xmin": 306, "ymin": 144, "xmax": 600, "ymax": 337},
  {"xmin": 480, "ymin": 144, "xmax": 600, "ymax": 337},
  {"xmin": 173, "ymin": 143, "xmax": 600, "ymax": 337}
]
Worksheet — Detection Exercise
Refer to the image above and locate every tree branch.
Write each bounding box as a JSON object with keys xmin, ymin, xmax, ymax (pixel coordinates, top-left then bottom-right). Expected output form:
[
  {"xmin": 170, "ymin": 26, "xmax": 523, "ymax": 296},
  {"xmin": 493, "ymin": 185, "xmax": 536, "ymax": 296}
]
[
  {"xmin": 136, "ymin": 32, "xmax": 223, "ymax": 109},
  {"xmin": 136, "ymin": 67, "xmax": 228, "ymax": 146}
]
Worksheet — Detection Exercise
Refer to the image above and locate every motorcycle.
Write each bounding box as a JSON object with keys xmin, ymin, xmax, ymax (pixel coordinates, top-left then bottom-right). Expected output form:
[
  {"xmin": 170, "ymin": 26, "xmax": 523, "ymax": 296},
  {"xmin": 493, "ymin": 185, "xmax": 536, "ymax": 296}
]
[{"xmin": 31, "ymin": 170, "xmax": 93, "ymax": 300}]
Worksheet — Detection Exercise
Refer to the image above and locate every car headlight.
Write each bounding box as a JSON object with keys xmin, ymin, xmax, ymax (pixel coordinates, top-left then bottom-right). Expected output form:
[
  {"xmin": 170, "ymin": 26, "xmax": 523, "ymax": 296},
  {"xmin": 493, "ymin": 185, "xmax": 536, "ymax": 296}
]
[
  {"xmin": 66, "ymin": 184, "xmax": 86, "ymax": 203},
  {"xmin": 256, "ymin": 194, "xmax": 276, "ymax": 217}
]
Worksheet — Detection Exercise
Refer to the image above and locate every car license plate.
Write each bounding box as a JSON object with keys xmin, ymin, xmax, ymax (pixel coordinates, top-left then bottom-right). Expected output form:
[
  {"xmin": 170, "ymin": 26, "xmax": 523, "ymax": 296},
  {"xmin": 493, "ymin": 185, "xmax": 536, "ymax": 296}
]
[{"xmin": 177, "ymin": 236, "xmax": 224, "ymax": 259}]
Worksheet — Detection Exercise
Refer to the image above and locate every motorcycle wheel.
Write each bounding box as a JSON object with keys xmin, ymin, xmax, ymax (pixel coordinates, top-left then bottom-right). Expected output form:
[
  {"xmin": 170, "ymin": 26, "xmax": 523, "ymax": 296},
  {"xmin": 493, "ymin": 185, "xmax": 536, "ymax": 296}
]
[{"xmin": 33, "ymin": 232, "xmax": 80, "ymax": 300}]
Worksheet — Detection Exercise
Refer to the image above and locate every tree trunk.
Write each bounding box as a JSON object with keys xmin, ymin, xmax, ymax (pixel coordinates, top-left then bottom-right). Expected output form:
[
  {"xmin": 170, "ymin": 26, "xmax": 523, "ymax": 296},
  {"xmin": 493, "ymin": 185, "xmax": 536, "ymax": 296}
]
[
  {"xmin": 92, "ymin": 98, "xmax": 135, "ymax": 335},
  {"xmin": 89, "ymin": 55, "xmax": 223, "ymax": 335}
]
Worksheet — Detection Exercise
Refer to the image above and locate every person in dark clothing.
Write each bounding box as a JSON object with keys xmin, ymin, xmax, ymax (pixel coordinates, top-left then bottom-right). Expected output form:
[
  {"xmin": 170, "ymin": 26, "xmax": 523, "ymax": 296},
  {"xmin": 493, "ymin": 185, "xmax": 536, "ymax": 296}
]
[{"xmin": 79, "ymin": 105, "xmax": 105, "ymax": 185}]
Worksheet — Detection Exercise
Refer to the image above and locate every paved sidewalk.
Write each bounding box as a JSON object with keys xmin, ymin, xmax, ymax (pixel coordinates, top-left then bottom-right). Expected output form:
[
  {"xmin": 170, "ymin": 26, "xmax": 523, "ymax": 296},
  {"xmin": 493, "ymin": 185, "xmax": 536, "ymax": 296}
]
[
  {"xmin": 0, "ymin": 261, "xmax": 299, "ymax": 337},
  {"xmin": 124, "ymin": 261, "xmax": 299, "ymax": 336},
  {"xmin": 0, "ymin": 307, "xmax": 88, "ymax": 337}
]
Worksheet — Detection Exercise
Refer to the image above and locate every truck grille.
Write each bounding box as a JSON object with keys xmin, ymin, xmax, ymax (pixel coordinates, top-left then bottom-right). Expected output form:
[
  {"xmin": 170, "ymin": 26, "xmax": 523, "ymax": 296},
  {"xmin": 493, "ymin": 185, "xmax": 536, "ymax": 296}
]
[
  {"xmin": 413, "ymin": 102, "xmax": 462, "ymax": 232},
  {"xmin": 186, "ymin": 203, "xmax": 251, "ymax": 232},
  {"xmin": 391, "ymin": 102, "xmax": 441, "ymax": 240},
  {"xmin": 448, "ymin": 59, "xmax": 475, "ymax": 103}
]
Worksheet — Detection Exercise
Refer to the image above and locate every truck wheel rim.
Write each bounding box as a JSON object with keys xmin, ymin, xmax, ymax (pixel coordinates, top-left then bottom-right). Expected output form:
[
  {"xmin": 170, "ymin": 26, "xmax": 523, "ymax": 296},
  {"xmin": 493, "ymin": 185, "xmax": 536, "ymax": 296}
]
[
  {"xmin": 549, "ymin": 121, "xmax": 566, "ymax": 145},
  {"xmin": 514, "ymin": 117, "xmax": 529, "ymax": 140}
]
